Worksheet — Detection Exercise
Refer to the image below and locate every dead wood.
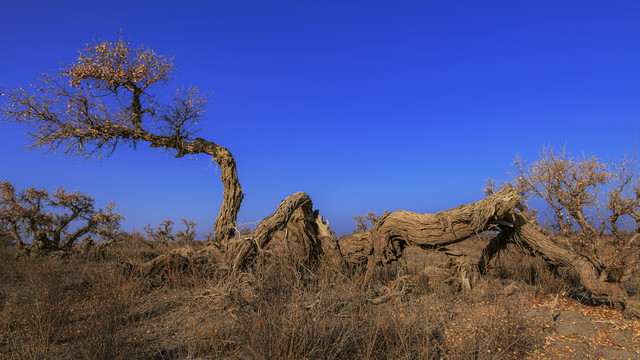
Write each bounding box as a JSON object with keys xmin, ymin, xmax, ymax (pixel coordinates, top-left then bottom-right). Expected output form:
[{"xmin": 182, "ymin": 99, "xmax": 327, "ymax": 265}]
[
  {"xmin": 337, "ymin": 231, "xmax": 371, "ymax": 268},
  {"xmin": 225, "ymin": 191, "xmax": 344, "ymax": 272},
  {"xmin": 338, "ymin": 186, "xmax": 520, "ymax": 284},
  {"xmin": 477, "ymin": 229, "xmax": 513, "ymax": 275},
  {"xmin": 136, "ymin": 245, "xmax": 224, "ymax": 281},
  {"xmin": 136, "ymin": 184, "xmax": 639, "ymax": 317},
  {"xmin": 138, "ymin": 192, "xmax": 343, "ymax": 279},
  {"xmin": 334, "ymin": 186, "xmax": 637, "ymax": 316},
  {"xmin": 369, "ymin": 275, "xmax": 412, "ymax": 304},
  {"xmin": 508, "ymin": 210, "xmax": 636, "ymax": 315}
]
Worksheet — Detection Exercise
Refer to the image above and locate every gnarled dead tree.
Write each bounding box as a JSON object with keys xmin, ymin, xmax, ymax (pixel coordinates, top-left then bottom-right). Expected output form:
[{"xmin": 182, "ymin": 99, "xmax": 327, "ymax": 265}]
[
  {"xmin": 219, "ymin": 187, "xmax": 637, "ymax": 316},
  {"xmin": 226, "ymin": 191, "xmax": 344, "ymax": 272},
  {"xmin": 210, "ymin": 186, "xmax": 637, "ymax": 316},
  {"xmin": 138, "ymin": 185, "xmax": 639, "ymax": 317},
  {"xmin": 140, "ymin": 191, "xmax": 343, "ymax": 279},
  {"xmin": 334, "ymin": 186, "xmax": 639, "ymax": 316}
]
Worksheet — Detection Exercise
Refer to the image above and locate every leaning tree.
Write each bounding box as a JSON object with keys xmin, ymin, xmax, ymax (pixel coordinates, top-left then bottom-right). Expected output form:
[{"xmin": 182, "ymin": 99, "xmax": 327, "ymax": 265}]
[{"xmin": 1, "ymin": 38, "xmax": 242, "ymax": 244}]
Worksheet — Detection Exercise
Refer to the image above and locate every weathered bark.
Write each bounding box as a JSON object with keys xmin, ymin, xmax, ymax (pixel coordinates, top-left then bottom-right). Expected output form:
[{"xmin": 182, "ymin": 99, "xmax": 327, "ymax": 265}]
[
  {"xmin": 370, "ymin": 186, "xmax": 519, "ymax": 264},
  {"xmin": 477, "ymin": 229, "xmax": 512, "ymax": 275},
  {"xmin": 334, "ymin": 186, "xmax": 638, "ymax": 316},
  {"xmin": 211, "ymin": 146, "xmax": 244, "ymax": 244},
  {"xmin": 131, "ymin": 132, "xmax": 244, "ymax": 245},
  {"xmin": 473, "ymin": 212, "xmax": 638, "ymax": 315},
  {"xmin": 337, "ymin": 187, "xmax": 519, "ymax": 273},
  {"xmin": 342, "ymin": 186, "xmax": 520, "ymax": 283},
  {"xmin": 137, "ymin": 184, "xmax": 639, "ymax": 317},
  {"xmin": 510, "ymin": 210, "xmax": 631, "ymax": 311},
  {"xmin": 226, "ymin": 192, "xmax": 310, "ymax": 271},
  {"xmin": 137, "ymin": 246, "xmax": 220, "ymax": 281},
  {"xmin": 141, "ymin": 191, "xmax": 343, "ymax": 277},
  {"xmin": 5, "ymin": 91, "xmax": 245, "ymax": 246},
  {"xmin": 337, "ymin": 231, "xmax": 371, "ymax": 268},
  {"xmin": 87, "ymin": 126, "xmax": 246, "ymax": 245},
  {"xmin": 227, "ymin": 192, "xmax": 343, "ymax": 272}
]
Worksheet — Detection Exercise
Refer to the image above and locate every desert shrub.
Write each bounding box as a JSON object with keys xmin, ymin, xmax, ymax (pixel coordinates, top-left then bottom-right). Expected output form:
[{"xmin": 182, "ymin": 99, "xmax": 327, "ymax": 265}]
[
  {"xmin": 486, "ymin": 146, "xmax": 640, "ymax": 285},
  {"xmin": 144, "ymin": 218, "xmax": 198, "ymax": 244},
  {"xmin": 174, "ymin": 218, "xmax": 197, "ymax": 243},
  {"xmin": 352, "ymin": 210, "xmax": 390, "ymax": 234},
  {"xmin": 0, "ymin": 181, "xmax": 123, "ymax": 252},
  {"xmin": 144, "ymin": 219, "xmax": 174, "ymax": 244}
]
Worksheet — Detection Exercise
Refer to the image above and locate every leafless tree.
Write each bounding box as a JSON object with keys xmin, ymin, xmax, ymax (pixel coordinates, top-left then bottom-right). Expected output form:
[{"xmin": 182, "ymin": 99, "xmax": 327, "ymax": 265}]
[
  {"xmin": 145, "ymin": 219, "xmax": 174, "ymax": 244},
  {"xmin": 174, "ymin": 218, "xmax": 197, "ymax": 243},
  {"xmin": 0, "ymin": 181, "xmax": 123, "ymax": 251},
  {"xmin": 352, "ymin": 210, "xmax": 390, "ymax": 233},
  {"xmin": 1, "ymin": 38, "xmax": 243, "ymax": 244},
  {"xmin": 510, "ymin": 145, "xmax": 640, "ymax": 270}
]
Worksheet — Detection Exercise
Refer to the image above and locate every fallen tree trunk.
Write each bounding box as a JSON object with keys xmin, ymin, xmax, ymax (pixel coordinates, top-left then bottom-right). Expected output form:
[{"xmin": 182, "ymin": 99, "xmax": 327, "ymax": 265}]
[
  {"xmin": 336, "ymin": 186, "xmax": 638, "ymax": 316},
  {"xmin": 138, "ymin": 185, "xmax": 639, "ymax": 317},
  {"xmin": 475, "ymin": 211, "xmax": 636, "ymax": 314},
  {"xmin": 337, "ymin": 186, "xmax": 520, "ymax": 282}
]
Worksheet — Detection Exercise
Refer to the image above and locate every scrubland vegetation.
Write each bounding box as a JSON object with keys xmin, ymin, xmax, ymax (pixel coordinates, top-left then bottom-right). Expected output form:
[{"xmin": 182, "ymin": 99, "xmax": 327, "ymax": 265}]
[
  {"xmin": 2, "ymin": 145, "xmax": 639, "ymax": 359},
  {"xmin": 0, "ymin": 228, "xmax": 638, "ymax": 359},
  {"xmin": 2, "ymin": 37, "xmax": 640, "ymax": 359}
]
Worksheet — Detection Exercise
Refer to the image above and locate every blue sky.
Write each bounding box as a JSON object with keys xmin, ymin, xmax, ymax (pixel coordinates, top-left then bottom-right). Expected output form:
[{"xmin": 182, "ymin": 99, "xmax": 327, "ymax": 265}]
[{"xmin": 1, "ymin": 1, "xmax": 639, "ymax": 235}]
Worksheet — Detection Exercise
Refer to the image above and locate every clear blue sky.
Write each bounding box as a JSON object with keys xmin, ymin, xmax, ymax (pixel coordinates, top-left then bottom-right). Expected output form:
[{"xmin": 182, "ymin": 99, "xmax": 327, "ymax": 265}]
[{"xmin": 1, "ymin": 1, "xmax": 639, "ymax": 235}]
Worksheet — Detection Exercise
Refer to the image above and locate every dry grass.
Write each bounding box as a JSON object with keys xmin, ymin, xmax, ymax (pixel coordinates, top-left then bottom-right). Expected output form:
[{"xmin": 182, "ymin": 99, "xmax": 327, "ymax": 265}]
[
  {"xmin": 0, "ymin": 240, "xmax": 539, "ymax": 360},
  {"xmin": 5, "ymin": 235, "xmax": 637, "ymax": 359}
]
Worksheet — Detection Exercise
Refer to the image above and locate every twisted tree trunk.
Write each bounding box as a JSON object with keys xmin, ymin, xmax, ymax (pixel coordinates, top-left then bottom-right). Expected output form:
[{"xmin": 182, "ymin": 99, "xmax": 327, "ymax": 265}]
[
  {"xmin": 335, "ymin": 186, "xmax": 520, "ymax": 283},
  {"xmin": 335, "ymin": 186, "xmax": 638, "ymax": 316},
  {"xmin": 140, "ymin": 185, "xmax": 639, "ymax": 317},
  {"xmin": 509, "ymin": 210, "xmax": 630, "ymax": 309},
  {"xmin": 226, "ymin": 191, "xmax": 343, "ymax": 272},
  {"xmin": 136, "ymin": 134, "xmax": 245, "ymax": 245},
  {"xmin": 141, "ymin": 192, "xmax": 343, "ymax": 278}
]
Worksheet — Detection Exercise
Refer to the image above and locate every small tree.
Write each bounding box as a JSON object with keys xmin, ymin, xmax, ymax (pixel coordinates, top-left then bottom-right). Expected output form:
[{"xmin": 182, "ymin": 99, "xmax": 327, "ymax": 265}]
[
  {"xmin": 0, "ymin": 181, "xmax": 123, "ymax": 251},
  {"xmin": 145, "ymin": 219, "xmax": 174, "ymax": 244},
  {"xmin": 1, "ymin": 38, "xmax": 243, "ymax": 244},
  {"xmin": 509, "ymin": 146, "xmax": 640, "ymax": 270},
  {"xmin": 145, "ymin": 218, "xmax": 198, "ymax": 243},
  {"xmin": 352, "ymin": 210, "xmax": 390, "ymax": 234},
  {"xmin": 174, "ymin": 218, "xmax": 197, "ymax": 243}
]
